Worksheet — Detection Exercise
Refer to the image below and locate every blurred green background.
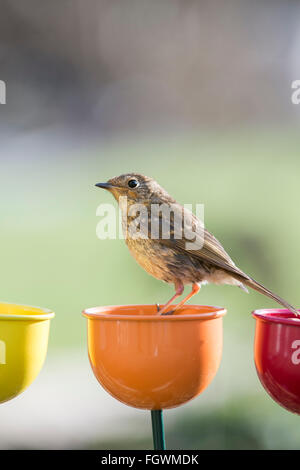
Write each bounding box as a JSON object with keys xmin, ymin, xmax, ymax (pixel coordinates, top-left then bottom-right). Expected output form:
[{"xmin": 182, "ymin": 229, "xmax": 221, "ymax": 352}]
[{"xmin": 1, "ymin": 0, "xmax": 300, "ymax": 450}]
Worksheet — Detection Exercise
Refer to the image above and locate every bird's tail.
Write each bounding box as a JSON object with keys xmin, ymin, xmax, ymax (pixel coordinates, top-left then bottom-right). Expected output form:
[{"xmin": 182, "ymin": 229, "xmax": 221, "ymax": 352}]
[{"xmin": 241, "ymin": 276, "xmax": 298, "ymax": 316}]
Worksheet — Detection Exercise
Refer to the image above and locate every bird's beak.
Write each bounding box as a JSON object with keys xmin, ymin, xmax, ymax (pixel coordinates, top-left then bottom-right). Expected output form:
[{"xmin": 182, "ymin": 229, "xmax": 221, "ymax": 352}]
[{"xmin": 95, "ymin": 182, "xmax": 114, "ymax": 190}]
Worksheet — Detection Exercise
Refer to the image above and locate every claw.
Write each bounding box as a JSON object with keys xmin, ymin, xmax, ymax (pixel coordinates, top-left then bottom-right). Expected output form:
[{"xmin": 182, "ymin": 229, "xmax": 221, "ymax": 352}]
[
  {"xmin": 161, "ymin": 309, "xmax": 175, "ymax": 316},
  {"xmin": 156, "ymin": 303, "xmax": 175, "ymax": 315}
]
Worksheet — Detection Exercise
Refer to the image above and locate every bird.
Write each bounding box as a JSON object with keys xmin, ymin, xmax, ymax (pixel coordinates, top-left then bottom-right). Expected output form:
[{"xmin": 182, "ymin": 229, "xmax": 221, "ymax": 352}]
[{"xmin": 95, "ymin": 173, "xmax": 298, "ymax": 316}]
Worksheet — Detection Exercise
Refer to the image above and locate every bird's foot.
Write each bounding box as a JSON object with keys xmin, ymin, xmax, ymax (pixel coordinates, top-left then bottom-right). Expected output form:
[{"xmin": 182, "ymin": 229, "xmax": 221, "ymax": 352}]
[
  {"xmin": 161, "ymin": 309, "xmax": 175, "ymax": 316},
  {"xmin": 156, "ymin": 303, "xmax": 175, "ymax": 315}
]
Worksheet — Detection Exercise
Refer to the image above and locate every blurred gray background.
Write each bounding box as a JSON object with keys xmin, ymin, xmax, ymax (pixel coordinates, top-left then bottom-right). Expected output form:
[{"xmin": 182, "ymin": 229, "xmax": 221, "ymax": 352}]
[{"xmin": 1, "ymin": 0, "xmax": 300, "ymax": 449}]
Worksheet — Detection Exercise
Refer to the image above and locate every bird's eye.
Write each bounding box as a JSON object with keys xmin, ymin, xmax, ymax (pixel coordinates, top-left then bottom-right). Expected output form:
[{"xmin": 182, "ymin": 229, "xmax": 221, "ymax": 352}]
[{"xmin": 128, "ymin": 179, "xmax": 139, "ymax": 189}]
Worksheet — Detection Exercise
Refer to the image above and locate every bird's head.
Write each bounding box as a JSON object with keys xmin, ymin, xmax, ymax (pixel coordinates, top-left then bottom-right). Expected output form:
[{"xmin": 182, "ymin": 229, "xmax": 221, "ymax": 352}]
[{"xmin": 95, "ymin": 173, "xmax": 174, "ymax": 204}]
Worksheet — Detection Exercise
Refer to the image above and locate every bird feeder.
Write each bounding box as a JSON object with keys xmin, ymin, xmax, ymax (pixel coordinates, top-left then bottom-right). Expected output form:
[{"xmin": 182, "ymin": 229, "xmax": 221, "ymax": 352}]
[
  {"xmin": 253, "ymin": 308, "xmax": 300, "ymax": 414},
  {"xmin": 82, "ymin": 304, "xmax": 226, "ymax": 449},
  {"xmin": 0, "ymin": 302, "xmax": 54, "ymax": 404}
]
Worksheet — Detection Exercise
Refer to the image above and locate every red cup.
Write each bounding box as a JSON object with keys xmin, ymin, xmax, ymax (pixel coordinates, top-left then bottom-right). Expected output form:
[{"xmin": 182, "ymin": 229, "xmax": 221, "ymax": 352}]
[{"xmin": 253, "ymin": 308, "xmax": 300, "ymax": 414}]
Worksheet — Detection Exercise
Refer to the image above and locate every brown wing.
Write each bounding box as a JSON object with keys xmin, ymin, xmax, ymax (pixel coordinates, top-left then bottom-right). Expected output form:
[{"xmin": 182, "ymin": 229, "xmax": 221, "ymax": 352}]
[
  {"xmin": 154, "ymin": 205, "xmax": 250, "ymax": 281},
  {"xmin": 162, "ymin": 230, "xmax": 249, "ymax": 278},
  {"xmin": 156, "ymin": 206, "xmax": 298, "ymax": 315}
]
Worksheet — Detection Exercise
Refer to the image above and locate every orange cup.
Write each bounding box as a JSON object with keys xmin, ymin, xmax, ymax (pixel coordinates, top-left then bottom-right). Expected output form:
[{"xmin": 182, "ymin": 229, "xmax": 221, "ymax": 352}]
[{"xmin": 82, "ymin": 304, "xmax": 226, "ymax": 410}]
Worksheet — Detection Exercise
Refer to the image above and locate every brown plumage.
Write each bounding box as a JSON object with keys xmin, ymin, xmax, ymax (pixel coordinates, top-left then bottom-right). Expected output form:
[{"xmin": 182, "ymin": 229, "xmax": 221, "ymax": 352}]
[{"xmin": 96, "ymin": 173, "xmax": 298, "ymax": 315}]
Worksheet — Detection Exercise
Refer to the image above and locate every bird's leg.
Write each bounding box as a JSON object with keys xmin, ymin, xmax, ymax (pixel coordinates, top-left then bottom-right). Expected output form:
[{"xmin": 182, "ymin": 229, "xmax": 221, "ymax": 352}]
[
  {"xmin": 166, "ymin": 283, "xmax": 201, "ymax": 314},
  {"xmin": 157, "ymin": 281, "xmax": 184, "ymax": 315}
]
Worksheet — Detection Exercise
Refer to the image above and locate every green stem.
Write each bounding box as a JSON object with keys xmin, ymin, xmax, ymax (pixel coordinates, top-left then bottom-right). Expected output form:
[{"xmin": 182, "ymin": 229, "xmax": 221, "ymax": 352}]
[{"xmin": 151, "ymin": 409, "xmax": 166, "ymax": 450}]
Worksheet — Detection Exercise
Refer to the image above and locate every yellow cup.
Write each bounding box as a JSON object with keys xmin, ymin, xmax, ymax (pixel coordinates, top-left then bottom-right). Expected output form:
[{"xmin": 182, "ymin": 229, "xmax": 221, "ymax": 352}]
[{"xmin": 0, "ymin": 302, "xmax": 54, "ymax": 403}]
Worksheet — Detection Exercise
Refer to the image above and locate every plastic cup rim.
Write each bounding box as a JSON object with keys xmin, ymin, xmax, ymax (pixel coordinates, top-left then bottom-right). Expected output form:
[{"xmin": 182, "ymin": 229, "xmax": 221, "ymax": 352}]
[
  {"xmin": 252, "ymin": 308, "xmax": 300, "ymax": 327},
  {"xmin": 0, "ymin": 301, "xmax": 55, "ymax": 321},
  {"xmin": 82, "ymin": 304, "xmax": 227, "ymax": 321}
]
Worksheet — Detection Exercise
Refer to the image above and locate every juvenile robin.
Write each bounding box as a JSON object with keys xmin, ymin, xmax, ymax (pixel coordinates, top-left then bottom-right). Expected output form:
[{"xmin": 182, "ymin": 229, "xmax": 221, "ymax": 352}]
[{"xmin": 96, "ymin": 173, "xmax": 298, "ymax": 315}]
